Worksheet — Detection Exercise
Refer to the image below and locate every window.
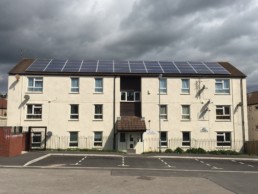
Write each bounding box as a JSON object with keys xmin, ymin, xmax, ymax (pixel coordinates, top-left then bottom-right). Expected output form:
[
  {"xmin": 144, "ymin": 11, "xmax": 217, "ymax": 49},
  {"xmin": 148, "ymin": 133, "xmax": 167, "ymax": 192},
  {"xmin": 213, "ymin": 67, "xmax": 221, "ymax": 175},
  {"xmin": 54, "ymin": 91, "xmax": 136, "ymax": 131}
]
[
  {"xmin": 160, "ymin": 131, "xmax": 167, "ymax": 147},
  {"xmin": 28, "ymin": 77, "xmax": 43, "ymax": 92},
  {"xmin": 256, "ymin": 126, "xmax": 258, "ymax": 130},
  {"xmin": 181, "ymin": 79, "xmax": 190, "ymax": 94},
  {"xmin": 160, "ymin": 105, "xmax": 167, "ymax": 120},
  {"xmin": 71, "ymin": 78, "xmax": 79, "ymax": 93},
  {"xmin": 182, "ymin": 132, "xmax": 191, "ymax": 146},
  {"xmin": 94, "ymin": 132, "xmax": 103, "ymax": 147},
  {"xmin": 256, "ymin": 106, "xmax": 258, "ymax": 110},
  {"xmin": 182, "ymin": 105, "xmax": 190, "ymax": 120},
  {"xmin": 216, "ymin": 105, "xmax": 231, "ymax": 120},
  {"xmin": 69, "ymin": 132, "xmax": 78, "ymax": 147},
  {"xmin": 215, "ymin": 79, "xmax": 230, "ymax": 94},
  {"xmin": 217, "ymin": 132, "xmax": 231, "ymax": 146},
  {"xmin": 27, "ymin": 104, "xmax": 42, "ymax": 119},
  {"xmin": 121, "ymin": 91, "xmax": 141, "ymax": 102},
  {"xmin": 159, "ymin": 78, "xmax": 167, "ymax": 94},
  {"xmin": 94, "ymin": 104, "xmax": 103, "ymax": 120},
  {"xmin": 70, "ymin": 104, "xmax": 79, "ymax": 119},
  {"xmin": 95, "ymin": 78, "xmax": 103, "ymax": 93},
  {"xmin": 120, "ymin": 133, "xmax": 125, "ymax": 142}
]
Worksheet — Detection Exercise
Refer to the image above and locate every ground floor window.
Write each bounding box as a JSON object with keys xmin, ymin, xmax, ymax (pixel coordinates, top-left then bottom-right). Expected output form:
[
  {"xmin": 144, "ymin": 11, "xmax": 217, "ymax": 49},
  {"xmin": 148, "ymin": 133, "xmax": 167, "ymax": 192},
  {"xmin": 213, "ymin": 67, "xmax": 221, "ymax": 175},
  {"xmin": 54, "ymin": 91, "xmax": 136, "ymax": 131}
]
[
  {"xmin": 182, "ymin": 132, "xmax": 191, "ymax": 146},
  {"xmin": 160, "ymin": 131, "xmax": 167, "ymax": 147},
  {"xmin": 94, "ymin": 132, "xmax": 103, "ymax": 147},
  {"xmin": 69, "ymin": 132, "xmax": 78, "ymax": 147},
  {"xmin": 120, "ymin": 133, "xmax": 125, "ymax": 142},
  {"xmin": 217, "ymin": 132, "xmax": 231, "ymax": 146}
]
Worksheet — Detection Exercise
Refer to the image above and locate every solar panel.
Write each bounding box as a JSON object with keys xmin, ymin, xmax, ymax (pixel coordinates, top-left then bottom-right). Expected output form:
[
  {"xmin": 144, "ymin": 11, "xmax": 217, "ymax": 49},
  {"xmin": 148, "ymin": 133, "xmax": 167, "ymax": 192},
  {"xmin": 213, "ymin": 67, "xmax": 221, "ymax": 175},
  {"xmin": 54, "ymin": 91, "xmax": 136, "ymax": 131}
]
[
  {"xmin": 159, "ymin": 61, "xmax": 180, "ymax": 73},
  {"xmin": 144, "ymin": 61, "xmax": 163, "ymax": 73},
  {"xmin": 129, "ymin": 61, "xmax": 147, "ymax": 73},
  {"xmin": 26, "ymin": 59, "xmax": 51, "ymax": 71},
  {"xmin": 204, "ymin": 62, "xmax": 230, "ymax": 75},
  {"xmin": 174, "ymin": 62, "xmax": 196, "ymax": 74},
  {"xmin": 44, "ymin": 59, "xmax": 66, "ymax": 72},
  {"xmin": 98, "ymin": 60, "xmax": 113, "ymax": 73},
  {"xmin": 114, "ymin": 61, "xmax": 130, "ymax": 73},
  {"xmin": 62, "ymin": 59, "xmax": 82, "ymax": 72},
  {"xmin": 80, "ymin": 60, "xmax": 97, "ymax": 72},
  {"xmin": 189, "ymin": 62, "xmax": 213, "ymax": 74}
]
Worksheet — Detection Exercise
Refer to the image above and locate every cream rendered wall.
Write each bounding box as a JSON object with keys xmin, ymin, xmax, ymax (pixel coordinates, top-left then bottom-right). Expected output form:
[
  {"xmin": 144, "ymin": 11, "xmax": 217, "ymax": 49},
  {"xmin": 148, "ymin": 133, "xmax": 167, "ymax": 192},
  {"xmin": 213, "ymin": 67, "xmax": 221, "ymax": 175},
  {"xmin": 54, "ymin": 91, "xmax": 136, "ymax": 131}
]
[
  {"xmin": 8, "ymin": 75, "xmax": 121, "ymax": 149},
  {"xmin": 248, "ymin": 104, "xmax": 258, "ymax": 140},
  {"xmin": 141, "ymin": 77, "xmax": 248, "ymax": 151}
]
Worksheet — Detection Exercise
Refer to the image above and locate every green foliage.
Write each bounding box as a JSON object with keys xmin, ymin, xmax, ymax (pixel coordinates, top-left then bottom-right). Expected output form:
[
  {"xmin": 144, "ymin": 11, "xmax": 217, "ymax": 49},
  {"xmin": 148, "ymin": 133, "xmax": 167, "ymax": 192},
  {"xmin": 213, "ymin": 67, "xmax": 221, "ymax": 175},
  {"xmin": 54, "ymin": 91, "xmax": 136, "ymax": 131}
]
[
  {"xmin": 174, "ymin": 147, "xmax": 184, "ymax": 154},
  {"xmin": 186, "ymin": 148, "xmax": 206, "ymax": 154},
  {"xmin": 164, "ymin": 149, "xmax": 173, "ymax": 153},
  {"xmin": 208, "ymin": 150, "xmax": 240, "ymax": 155}
]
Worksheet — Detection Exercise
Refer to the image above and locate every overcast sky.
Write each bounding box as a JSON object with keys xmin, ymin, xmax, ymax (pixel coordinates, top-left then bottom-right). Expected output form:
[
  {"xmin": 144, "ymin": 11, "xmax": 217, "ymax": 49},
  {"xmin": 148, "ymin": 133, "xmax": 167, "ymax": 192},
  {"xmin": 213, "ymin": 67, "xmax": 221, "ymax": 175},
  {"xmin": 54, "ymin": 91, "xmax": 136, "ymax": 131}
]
[{"xmin": 0, "ymin": 0, "xmax": 258, "ymax": 93}]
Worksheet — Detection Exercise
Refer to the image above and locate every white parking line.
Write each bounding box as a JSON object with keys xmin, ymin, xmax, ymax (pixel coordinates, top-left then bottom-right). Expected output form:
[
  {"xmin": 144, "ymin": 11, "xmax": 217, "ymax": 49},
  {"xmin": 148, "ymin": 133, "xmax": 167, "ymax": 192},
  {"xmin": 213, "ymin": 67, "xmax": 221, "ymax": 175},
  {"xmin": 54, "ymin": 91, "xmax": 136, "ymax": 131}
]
[
  {"xmin": 248, "ymin": 165, "xmax": 254, "ymax": 168},
  {"xmin": 23, "ymin": 154, "xmax": 51, "ymax": 167}
]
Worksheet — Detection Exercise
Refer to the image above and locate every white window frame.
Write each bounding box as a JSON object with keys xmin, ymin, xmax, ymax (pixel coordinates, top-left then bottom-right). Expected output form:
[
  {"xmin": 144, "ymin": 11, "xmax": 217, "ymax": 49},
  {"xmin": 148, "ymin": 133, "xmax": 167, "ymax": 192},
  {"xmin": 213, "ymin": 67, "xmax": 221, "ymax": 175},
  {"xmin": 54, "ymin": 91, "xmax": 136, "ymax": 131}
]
[
  {"xmin": 215, "ymin": 79, "xmax": 230, "ymax": 94},
  {"xmin": 95, "ymin": 78, "xmax": 103, "ymax": 93},
  {"xmin": 181, "ymin": 79, "xmax": 190, "ymax": 94},
  {"xmin": 216, "ymin": 105, "xmax": 231, "ymax": 120},
  {"xmin": 181, "ymin": 105, "xmax": 190, "ymax": 120},
  {"xmin": 26, "ymin": 104, "xmax": 42, "ymax": 119},
  {"xmin": 70, "ymin": 104, "xmax": 79, "ymax": 120},
  {"xmin": 216, "ymin": 132, "xmax": 231, "ymax": 146},
  {"xmin": 69, "ymin": 132, "xmax": 78, "ymax": 147},
  {"xmin": 94, "ymin": 131, "xmax": 103, "ymax": 147},
  {"xmin": 182, "ymin": 132, "xmax": 191, "ymax": 147},
  {"xmin": 120, "ymin": 91, "xmax": 141, "ymax": 102},
  {"xmin": 28, "ymin": 77, "xmax": 43, "ymax": 92},
  {"xmin": 94, "ymin": 104, "xmax": 103, "ymax": 120},
  {"xmin": 70, "ymin": 77, "xmax": 79, "ymax": 93},
  {"xmin": 159, "ymin": 78, "xmax": 167, "ymax": 94},
  {"xmin": 160, "ymin": 105, "xmax": 168, "ymax": 120},
  {"xmin": 160, "ymin": 131, "xmax": 168, "ymax": 147}
]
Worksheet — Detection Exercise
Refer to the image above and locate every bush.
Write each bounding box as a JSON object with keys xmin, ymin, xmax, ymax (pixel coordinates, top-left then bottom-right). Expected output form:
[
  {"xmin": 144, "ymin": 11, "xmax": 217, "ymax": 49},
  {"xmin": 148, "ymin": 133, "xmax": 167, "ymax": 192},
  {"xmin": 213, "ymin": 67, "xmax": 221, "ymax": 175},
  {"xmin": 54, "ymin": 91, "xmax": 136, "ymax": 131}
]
[
  {"xmin": 174, "ymin": 147, "xmax": 184, "ymax": 154},
  {"xmin": 208, "ymin": 150, "xmax": 240, "ymax": 155},
  {"xmin": 164, "ymin": 149, "xmax": 173, "ymax": 153},
  {"xmin": 186, "ymin": 148, "xmax": 206, "ymax": 154}
]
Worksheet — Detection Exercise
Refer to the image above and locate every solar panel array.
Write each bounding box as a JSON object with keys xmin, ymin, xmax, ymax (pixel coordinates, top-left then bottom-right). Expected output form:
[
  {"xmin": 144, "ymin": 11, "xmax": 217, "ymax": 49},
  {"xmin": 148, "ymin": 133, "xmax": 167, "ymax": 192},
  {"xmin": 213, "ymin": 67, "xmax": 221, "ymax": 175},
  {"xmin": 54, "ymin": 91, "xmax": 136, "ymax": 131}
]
[{"xmin": 26, "ymin": 59, "xmax": 230, "ymax": 75}]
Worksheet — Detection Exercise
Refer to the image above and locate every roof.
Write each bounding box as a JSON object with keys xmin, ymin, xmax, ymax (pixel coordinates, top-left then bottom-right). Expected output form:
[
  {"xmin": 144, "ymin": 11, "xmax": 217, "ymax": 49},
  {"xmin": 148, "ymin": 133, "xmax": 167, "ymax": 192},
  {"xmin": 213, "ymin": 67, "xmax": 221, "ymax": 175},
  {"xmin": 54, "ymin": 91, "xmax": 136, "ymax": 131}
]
[
  {"xmin": 115, "ymin": 116, "xmax": 146, "ymax": 132},
  {"xmin": 0, "ymin": 99, "xmax": 7, "ymax": 109},
  {"xmin": 9, "ymin": 58, "xmax": 246, "ymax": 78},
  {"xmin": 247, "ymin": 91, "xmax": 258, "ymax": 105}
]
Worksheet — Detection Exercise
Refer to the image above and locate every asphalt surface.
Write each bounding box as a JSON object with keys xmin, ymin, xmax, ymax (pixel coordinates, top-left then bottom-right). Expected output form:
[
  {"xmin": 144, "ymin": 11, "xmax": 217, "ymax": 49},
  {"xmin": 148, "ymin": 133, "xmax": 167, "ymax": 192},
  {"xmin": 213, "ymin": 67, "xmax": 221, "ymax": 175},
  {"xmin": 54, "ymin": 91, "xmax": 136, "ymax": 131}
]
[{"xmin": 1, "ymin": 151, "xmax": 258, "ymax": 193}]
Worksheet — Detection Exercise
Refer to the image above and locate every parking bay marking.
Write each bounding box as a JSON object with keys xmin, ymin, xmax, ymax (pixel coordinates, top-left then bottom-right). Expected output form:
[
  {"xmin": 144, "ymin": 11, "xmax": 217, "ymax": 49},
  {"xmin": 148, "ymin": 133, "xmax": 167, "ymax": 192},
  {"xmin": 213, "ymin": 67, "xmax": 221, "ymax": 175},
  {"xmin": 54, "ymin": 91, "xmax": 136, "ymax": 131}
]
[{"xmin": 158, "ymin": 158, "xmax": 175, "ymax": 168}]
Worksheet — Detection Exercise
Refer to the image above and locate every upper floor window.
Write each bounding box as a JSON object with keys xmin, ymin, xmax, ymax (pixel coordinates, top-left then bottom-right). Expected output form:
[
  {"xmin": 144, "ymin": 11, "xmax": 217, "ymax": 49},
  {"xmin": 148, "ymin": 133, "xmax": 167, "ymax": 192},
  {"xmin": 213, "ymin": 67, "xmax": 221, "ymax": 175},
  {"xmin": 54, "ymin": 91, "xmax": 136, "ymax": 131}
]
[
  {"xmin": 181, "ymin": 79, "xmax": 190, "ymax": 94},
  {"xmin": 95, "ymin": 78, "xmax": 103, "ymax": 93},
  {"xmin": 28, "ymin": 77, "xmax": 43, "ymax": 92},
  {"xmin": 71, "ymin": 78, "xmax": 79, "ymax": 93},
  {"xmin": 216, "ymin": 105, "xmax": 231, "ymax": 120},
  {"xmin": 121, "ymin": 91, "xmax": 140, "ymax": 102},
  {"xmin": 159, "ymin": 78, "xmax": 167, "ymax": 94},
  {"xmin": 181, "ymin": 105, "xmax": 190, "ymax": 120},
  {"xmin": 215, "ymin": 79, "xmax": 230, "ymax": 94},
  {"xmin": 94, "ymin": 104, "xmax": 103, "ymax": 120},
  {"xmin": 160, "ymin": 105, "xmax": 167, "ymax": 120},
  {"xmin": 27, "ymin": 104, "xmax": 42, "ymax": 119},
  {"xmin": 70, "ymin": 104, "xmax": 79, "ymax": 120}
]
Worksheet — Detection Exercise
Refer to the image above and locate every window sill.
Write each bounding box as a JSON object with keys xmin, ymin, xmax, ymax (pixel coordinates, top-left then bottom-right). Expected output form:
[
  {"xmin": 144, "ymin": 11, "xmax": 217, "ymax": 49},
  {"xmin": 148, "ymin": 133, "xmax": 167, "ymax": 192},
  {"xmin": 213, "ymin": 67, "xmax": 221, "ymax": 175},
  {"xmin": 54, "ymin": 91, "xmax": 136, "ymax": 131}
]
[
  {"xmin": 93, "ymin": 119, "xmax": 103, "ymax": 121},
  {"xmin": 215, "ymin": 120, "xmax": 231, "ymax": 122},
  {"xmin": 26, "ymin": 92, "xmax": 43, "ymax": 94},
  {"xmin": 24, "ymin": 119, "xmax": 42, "ymax": 121},
  {"xmin": 181, "ymin": 119, "xmax": 191, "ymax": 122},
  {"xmin": 180, "ymin": 93, "xmax": 190, "ymax": 95},
  {"xmin": 69, "ymin": 119, "xmax": 79, "ymax": 121},
  {"xmin": 93, "ymin": 92, "xmax": 103, "ymax": 94},
  {"xmin": 69, "ymin": 92, "xmax": 80, "ymax": 94},
  {"xmin": 215, "ymin": 93, "xmax": 230, "ymax": 95}
]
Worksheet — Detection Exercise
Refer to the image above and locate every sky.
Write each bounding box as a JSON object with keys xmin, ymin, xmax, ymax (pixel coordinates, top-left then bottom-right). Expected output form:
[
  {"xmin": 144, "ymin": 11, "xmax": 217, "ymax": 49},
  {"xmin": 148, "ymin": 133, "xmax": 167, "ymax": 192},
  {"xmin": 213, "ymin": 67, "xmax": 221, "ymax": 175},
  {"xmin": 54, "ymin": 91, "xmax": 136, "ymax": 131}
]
[{"xmin": 0, "ymin": 0, "xmax": 258, "ymax": 93}]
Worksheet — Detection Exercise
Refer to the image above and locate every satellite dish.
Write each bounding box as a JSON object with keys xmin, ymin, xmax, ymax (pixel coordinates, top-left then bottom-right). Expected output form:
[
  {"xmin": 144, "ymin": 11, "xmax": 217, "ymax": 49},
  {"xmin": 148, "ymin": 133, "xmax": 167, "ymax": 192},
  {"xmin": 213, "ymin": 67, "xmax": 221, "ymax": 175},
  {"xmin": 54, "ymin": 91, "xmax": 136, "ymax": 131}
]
[
  {"xmin": 47, "ymin": 131, "xmax": 53, "ymax": 137},
  {"xmin": 15, "ymin": 74, "xmax": 20, "ymax": 81},
  {"xmin": 24, "ymin": 94, "xmax": 30, "ymax": 100}
]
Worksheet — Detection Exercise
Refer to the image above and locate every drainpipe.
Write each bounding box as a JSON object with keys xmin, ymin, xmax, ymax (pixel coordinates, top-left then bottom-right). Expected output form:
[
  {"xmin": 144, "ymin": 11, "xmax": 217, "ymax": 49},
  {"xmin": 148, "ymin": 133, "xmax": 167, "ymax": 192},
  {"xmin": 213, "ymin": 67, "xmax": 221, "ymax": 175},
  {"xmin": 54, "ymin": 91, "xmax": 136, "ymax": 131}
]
[
  {"xmin": 240, "ymin": 78, "xmax": 246, "ymax": 152},
  {"xmin": 113, "ymin": 76, "xmax": 116, "ymax": 150}
]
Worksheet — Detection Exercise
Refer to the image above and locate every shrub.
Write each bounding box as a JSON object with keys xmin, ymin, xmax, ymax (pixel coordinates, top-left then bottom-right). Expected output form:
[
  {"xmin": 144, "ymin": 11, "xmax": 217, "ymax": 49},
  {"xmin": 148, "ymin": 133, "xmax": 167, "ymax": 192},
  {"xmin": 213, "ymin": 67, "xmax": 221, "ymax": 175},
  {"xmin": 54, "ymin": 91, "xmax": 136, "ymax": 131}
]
[
  {"xmin": 208, "ymin": 150, "xmax": 239, "ymax": 155},
  {"xmin": 164, "ymin": 149, "xmax": 173, "ymax": 153},
  {"xmin": 174, "ymin": 147, "xmax": 184, "ymax": 154},
  {"xmin": 186, "ymin": 148, "xmax": 206, "ymax": 154}
]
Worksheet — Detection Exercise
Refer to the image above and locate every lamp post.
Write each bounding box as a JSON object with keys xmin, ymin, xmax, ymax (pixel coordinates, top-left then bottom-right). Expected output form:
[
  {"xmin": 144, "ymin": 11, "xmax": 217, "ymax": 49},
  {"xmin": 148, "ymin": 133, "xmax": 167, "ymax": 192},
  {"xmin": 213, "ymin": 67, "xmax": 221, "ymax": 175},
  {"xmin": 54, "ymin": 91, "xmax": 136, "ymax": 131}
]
[{"xmin": 158, "ymin": 74, "xmax": 162, "ymax": 153}]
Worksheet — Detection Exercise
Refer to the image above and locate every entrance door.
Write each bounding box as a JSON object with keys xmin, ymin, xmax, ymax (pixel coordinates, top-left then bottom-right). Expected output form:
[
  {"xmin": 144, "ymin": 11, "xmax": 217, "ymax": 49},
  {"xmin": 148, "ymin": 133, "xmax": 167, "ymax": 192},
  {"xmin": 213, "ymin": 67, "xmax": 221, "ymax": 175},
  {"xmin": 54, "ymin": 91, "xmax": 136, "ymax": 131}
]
[
  {"xmin": 29, "ymin": 127, "xmax": 47, "ymax": 150},
  {"xmin": 128, "ymin": 134, "xmax": 134, "ymax": 149},
  {"xmin": 31, "ymin": 132, "xmax": 42, "ymax": 148}
]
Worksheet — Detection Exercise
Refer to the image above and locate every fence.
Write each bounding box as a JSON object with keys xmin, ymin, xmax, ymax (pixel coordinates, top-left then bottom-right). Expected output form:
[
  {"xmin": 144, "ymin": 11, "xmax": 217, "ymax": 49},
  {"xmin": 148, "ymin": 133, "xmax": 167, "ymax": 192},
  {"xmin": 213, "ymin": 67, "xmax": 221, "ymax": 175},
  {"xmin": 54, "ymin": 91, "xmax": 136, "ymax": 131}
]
[{"xmin": 245, "ymin": 141, "xmax": 258, "ymax": 155}]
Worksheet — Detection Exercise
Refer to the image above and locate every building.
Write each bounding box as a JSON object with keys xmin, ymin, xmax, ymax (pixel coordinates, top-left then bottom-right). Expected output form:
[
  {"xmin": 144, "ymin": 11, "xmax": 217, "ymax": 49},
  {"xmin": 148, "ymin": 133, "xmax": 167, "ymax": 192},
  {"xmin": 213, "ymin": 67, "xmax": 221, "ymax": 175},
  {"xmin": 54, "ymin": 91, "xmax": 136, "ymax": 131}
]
[
  {"xmin": 0, "ymin": 97, "xmax": 7, "ymax": 126},
  {"xmin": 7, "ymin": 59, "xmax": 248, "ymax": 153},
  {"xmin": 247, "ymin": 91, "xmax": 258, "ymax": 140}
]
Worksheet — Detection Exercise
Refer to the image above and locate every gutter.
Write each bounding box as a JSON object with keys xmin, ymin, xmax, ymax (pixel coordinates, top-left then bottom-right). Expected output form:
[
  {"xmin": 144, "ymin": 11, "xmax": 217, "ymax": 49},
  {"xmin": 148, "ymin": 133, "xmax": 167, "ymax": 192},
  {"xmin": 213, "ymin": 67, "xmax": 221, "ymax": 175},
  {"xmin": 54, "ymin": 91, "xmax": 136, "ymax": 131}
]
[
  {"xmin": 240, "ymin": 78, "xmax": 246, "ymax": 151},
  {"xmin": 113, "ymin": 76, "xmax": 116, "ymax": 150}
]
